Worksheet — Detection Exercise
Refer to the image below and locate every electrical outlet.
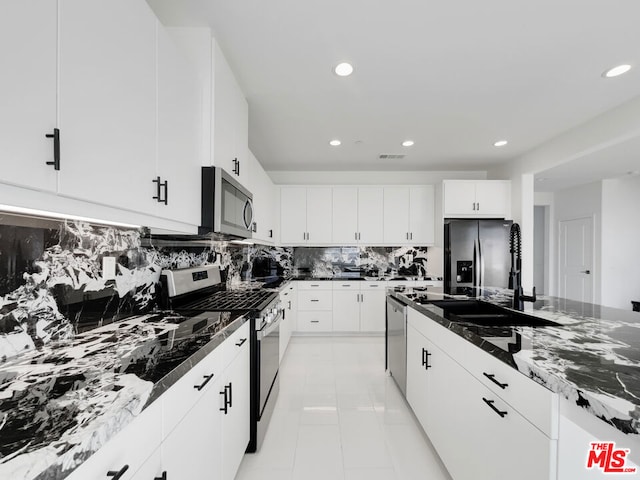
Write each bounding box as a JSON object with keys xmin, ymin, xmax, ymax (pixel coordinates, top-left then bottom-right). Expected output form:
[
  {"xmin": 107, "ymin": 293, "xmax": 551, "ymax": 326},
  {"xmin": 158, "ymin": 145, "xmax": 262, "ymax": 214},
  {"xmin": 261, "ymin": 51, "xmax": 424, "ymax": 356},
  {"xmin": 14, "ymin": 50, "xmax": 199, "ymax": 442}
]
[{"xmin": 103, "ymin": 256, "xmax": 116, "ymax": 280}]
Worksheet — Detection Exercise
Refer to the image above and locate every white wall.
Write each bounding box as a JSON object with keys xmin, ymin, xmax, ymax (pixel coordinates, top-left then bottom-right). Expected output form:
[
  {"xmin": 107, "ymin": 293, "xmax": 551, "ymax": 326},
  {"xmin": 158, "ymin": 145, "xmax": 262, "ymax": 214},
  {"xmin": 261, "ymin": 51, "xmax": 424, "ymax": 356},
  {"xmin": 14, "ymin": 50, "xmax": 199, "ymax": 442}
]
[
  {"xmin": 554, "ymin": 181, "xmax": 602, "ymax": 305},
  {"xmin": 535, "ymin": 191, "xmax": 555, "ymax": 295},
  {"xmin": 601, "ymin": 175, "xmax": 640, "ymax": 309}
]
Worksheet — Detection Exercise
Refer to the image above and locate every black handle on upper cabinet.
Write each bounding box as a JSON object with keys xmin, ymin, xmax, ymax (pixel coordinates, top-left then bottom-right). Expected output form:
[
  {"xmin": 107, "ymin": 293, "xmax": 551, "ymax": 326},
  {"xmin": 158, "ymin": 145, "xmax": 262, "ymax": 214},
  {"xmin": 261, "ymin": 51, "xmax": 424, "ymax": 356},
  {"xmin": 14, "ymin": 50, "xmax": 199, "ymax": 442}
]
[
  {"xmin": 232, "ymin": 158, "xmax": 240, "ymax": 176},
  {"xmin": 154, "ymin": 473, "xmax": 167, "ymax": 480},
  {"xmin": 194, "ymin": 374, "xmax": 214, "ymax": 391},
  {"xmin": 152, "ymin": 177, "xmax": 168, "ymax": 205},
  {"xmin": 482, "ymin": 398, "xmax": 508, "ymax": 418},
  {"xmin": 106, "ymin": 465, "xmax": 129, "ymax": 480},
  {"xmin": 483, "ymin": 373, "xmax": 508, "ymax": 389},
  {"xmin": 268, "ymin": 229, "xmax": 273, "ymax": 238},
  {"xmin": 235, "ymin": 338, "xmax": 247, "ymax": 347},
  {"xmin": 227, "ymin": 382, "xmax": 233, "ymax": 408},
  {"xmin": 45, "ymin": 128, "xmax": 60, "ymax": 170},
  {"xmin": 421, "ymin": 348, "xmax": 431, "ymax": 369}
]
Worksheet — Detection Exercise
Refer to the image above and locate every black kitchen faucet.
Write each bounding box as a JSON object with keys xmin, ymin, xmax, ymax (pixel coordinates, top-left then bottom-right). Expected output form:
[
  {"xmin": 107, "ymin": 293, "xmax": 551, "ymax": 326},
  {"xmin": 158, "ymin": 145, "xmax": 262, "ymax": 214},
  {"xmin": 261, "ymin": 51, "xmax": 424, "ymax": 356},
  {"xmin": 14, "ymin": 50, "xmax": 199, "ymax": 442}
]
[{"xmin": 509, "ymin": 223, "xmax": 537, "ymax": 310}]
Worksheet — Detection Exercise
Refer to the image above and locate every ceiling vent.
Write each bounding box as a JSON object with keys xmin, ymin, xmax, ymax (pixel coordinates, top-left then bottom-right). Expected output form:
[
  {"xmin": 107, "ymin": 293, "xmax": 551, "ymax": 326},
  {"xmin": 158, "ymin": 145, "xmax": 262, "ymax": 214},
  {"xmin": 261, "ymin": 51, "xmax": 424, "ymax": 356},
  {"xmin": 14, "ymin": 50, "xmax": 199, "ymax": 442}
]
[{"xmin": 378, "ymin": 154, "xmax": 406, "ymax": 160}]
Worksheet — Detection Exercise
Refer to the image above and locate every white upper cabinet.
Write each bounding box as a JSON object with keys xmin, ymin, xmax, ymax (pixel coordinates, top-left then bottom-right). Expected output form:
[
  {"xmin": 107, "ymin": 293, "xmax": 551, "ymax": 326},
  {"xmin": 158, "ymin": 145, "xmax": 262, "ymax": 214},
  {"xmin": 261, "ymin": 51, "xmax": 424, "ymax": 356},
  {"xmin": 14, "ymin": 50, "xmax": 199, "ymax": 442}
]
[
  {"xmin": 156, "ymin": 24, "xmax": 201, "ymax": 226},
  {"xmin": 383, "ymin": 186, "xmax": 435, "ymax": 245},
  {"xmin": 332, "ymin": 187, "xmax": 384, "ymax": 244},
  {"xmin": 212, "ymin": 40, "xmax": 249, "ymax": 186},
  {"xmin": 280, "ymin": 187, "xmax": 332, "ymax": 245},
  {"xmin": 247, "ymin": 150, "xmax": 276, "ymax": 243},
  {"xmin": 0, "ymin": 1, "xmax": 58, "ymax": 193},
  {"xmin": 57, "ymin": 0, "xmax": 158, "ymax": 215},
  {"xmin": 443, "ymin": 180, "xmax": 511, "ymax": 218}
]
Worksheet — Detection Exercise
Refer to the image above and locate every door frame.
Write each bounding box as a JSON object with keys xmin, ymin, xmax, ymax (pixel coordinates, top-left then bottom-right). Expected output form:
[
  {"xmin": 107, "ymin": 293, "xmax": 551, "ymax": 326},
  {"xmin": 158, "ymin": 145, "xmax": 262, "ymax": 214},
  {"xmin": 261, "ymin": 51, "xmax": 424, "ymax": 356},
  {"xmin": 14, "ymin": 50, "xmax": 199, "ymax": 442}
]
[{"xmin": 557, "ymin": 215, "xmax": 597, "ymax": 304}]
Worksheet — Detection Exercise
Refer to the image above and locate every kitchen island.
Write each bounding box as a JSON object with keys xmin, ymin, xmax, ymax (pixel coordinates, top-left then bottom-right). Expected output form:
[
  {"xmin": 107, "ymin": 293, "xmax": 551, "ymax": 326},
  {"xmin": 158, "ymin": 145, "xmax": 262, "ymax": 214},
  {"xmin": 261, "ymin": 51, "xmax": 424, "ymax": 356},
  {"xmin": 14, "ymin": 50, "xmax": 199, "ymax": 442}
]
[
  {"xmin": 390, "ymin": 286, "xmax": 640, "ymax": 479},
  {"xmin": 0, "ymin": 310, "xmax": 247, "ymax": 480}
]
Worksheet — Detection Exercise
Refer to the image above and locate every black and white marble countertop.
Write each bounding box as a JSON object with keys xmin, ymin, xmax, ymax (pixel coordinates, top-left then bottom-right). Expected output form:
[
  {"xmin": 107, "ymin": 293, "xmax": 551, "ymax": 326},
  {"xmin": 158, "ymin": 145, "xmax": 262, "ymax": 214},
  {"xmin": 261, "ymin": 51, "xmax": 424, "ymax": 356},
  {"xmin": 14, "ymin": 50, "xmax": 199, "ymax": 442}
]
[
  {"xmin": 390, "ymin": 287, "xmax": 640, "ymax": 437},
  {"xmin": 0, "ymin": 310, "xmax": 246, "ymax": 480},
  {"xmin": 289, "ymin": 274, "xmax": 443, "ymax": 282}
]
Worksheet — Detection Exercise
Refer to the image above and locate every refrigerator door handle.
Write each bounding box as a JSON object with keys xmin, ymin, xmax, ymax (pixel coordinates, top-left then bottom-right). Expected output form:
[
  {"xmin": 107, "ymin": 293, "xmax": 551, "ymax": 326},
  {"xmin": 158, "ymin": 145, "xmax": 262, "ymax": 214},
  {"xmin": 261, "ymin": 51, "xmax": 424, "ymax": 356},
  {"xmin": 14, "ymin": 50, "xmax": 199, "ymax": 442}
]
[
  {"xmin": 478, "ymin": 238, "xmax": 485, "ymax": 288},
  {"xmin": 472, "ymin": 239, "xmax": 478, "ymax": 288}
]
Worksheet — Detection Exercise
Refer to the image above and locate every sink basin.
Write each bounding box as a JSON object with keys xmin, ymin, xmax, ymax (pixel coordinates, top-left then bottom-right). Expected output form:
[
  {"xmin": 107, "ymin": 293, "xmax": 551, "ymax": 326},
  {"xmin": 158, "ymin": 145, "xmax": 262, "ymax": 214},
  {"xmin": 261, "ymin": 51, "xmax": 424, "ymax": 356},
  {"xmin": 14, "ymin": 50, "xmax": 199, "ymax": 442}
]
[{"xmin": 428, "ymin": 300, "xmax": 559, "ymax": 328}]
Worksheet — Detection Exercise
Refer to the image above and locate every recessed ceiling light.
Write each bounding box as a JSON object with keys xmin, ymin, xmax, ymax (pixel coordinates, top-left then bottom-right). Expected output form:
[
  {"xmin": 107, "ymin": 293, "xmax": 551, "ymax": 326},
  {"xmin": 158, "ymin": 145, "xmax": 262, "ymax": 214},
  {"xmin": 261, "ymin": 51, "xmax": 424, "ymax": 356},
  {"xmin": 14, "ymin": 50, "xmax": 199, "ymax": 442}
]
[
  {"xmin": 494, "ymin": 140, "xmax": 508, "ymax": 147},
  {"xmin": 334, "ymin": 62, "xmax": 354, "ymax": 77},
  {"xmin": 329, "ymin": 139, "xmax": 341, "ymax": 146},
  {"xmin": 402, "ymin": 140, "xmax": 415, "ymax": 147},
  {"xmin": 602, "ymin": 64, "xmax": 631, "ymax": 78}
]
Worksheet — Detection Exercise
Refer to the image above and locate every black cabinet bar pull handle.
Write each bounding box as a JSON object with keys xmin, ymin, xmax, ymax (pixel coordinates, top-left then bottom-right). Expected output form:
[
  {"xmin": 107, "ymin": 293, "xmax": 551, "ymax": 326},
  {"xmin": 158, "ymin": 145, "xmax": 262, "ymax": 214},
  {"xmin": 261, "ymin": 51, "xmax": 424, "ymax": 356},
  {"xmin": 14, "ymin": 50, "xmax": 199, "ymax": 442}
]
[
  {"xmin": 227, "ymin": 382, "xmax": 233, "ymax": 408},
  {"xmin": 235, "ymin": 338, "xmax": 247, "ymax": 347},
  {"xmin": 162, "ymin": 179, "xmax": 168, "ymax": 205},
  {"xmin": 154, "ymin": 473, "xmax": 167, "ymax": 480},
  {"xmin": 288, "ymin": 301, "xmax": 291, "ymax": 309},
  {"xmin": 106, "ymin": 465, "xmax": 129, "ymax": 479},
  {"xmin": 483, "ymin": 373, "xmax": 508, "ymax": 389},
  {"xmin": 45, "ymin": 128, "xmax": 60, "ymax": 170},
  {"xmin": 152, "ymin": 176, "xmax": 168, "ymax": 205},
  {"xmin": 194, "ymin": 374, "xmax": 214, "ymax": 391},
  {"xmin": 421, "ymin": 348, "xmax": 431, "ymax": 369},
  {"xmin": 482, "ymin": 397, "xmax": 508, "ymax": 418},
  {"xmin": 269, "ymin": 229, "xmax": 273, "ymax": 238},
  {"xmin": 220, "ymin": 387, "xmax": 228, "ymax": 414}
]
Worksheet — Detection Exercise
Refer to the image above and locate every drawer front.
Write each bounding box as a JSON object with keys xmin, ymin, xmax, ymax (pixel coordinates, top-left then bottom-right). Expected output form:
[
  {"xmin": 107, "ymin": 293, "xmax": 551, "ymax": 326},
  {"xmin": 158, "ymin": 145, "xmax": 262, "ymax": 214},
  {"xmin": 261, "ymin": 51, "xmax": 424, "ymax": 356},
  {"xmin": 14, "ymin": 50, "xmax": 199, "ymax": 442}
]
[
  {"xmin": 361, "ymin": 281, "xmax": 385, "ymax": 291},
  {"xmin": 297, "ymin": 281, "xmax": 332, "ymax": 290},
  {"xmin": 463, "ymin": 342, "xmax": 558, "ymax": 438},
  {"xmin": 222, "ymin": 320, "xmax": 250, "ymax": 368},
  {"xmin": 296, "ymin": 311, "xmax": 332, "ymax": 332},
  {"xmin": 298, "ymin": 290, "xmax": 332, "ymax": 310},
  {"xmin": 332, "ymin": 281, "xmax": 361, "ymax": 290}
]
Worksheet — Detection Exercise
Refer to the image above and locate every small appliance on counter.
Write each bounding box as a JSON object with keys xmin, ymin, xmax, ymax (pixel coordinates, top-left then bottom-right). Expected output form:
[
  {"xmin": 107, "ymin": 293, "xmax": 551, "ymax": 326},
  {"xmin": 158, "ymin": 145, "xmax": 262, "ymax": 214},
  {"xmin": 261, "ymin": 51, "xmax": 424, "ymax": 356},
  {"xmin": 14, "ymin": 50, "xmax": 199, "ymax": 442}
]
[{"xmin": 160, "ymin": 265, "xmax": 282, "ymax": 453}]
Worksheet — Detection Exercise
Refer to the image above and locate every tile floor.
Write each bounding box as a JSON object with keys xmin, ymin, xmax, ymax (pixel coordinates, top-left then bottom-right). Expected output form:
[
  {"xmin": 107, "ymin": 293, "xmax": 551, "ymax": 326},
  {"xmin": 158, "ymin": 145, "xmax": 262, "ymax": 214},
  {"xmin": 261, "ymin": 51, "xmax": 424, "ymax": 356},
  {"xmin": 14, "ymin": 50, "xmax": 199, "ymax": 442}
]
[{"xmin": 236, "ymin": 336, "xmax": 452, "ymax": 480}]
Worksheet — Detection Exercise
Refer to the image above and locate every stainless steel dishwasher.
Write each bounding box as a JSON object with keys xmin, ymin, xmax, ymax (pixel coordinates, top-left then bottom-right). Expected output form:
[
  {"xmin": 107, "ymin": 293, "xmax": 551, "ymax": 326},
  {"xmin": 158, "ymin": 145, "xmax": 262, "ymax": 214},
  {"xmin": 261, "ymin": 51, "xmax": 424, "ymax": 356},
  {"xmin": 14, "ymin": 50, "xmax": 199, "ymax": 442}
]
[{"xmin": 386, "ymin": 296, "xmax": 408, "ymax": 396}]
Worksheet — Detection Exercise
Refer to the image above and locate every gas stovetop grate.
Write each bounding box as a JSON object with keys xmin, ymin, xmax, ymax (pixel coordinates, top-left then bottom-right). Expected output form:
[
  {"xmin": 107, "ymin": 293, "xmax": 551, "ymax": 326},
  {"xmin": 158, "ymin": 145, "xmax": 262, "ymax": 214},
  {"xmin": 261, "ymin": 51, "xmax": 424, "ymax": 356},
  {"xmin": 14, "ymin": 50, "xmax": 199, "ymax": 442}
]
[{"xmin": 179, "ymin": 290, "xmax": 276, "ymax": 312}]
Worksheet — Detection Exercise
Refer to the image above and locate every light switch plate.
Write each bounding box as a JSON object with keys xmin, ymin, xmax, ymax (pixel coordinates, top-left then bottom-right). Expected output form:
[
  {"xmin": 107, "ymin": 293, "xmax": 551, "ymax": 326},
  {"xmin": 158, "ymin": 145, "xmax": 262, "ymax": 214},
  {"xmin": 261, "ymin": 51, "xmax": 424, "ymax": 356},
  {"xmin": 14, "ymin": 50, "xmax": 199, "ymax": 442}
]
[{"xmin": 103, "ymin": 256, "xmax": 116, "ymax": 280}]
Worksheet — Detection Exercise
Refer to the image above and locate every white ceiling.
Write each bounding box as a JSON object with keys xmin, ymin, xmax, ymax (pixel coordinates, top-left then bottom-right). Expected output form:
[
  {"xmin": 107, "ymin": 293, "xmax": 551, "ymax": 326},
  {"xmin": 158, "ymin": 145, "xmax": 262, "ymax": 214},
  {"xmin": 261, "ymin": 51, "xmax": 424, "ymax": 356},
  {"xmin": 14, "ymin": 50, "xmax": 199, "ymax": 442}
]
[{"xmin": 149, "ymin": 0, "xmax": 640, "ymax": 176}]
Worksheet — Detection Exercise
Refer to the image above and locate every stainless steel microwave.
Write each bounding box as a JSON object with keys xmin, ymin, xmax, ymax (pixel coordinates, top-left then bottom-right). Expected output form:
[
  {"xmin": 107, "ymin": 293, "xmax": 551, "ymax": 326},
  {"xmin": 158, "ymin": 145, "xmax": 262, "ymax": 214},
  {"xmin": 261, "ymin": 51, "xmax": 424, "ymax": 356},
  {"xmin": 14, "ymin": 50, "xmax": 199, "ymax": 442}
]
[{"xmin": 200, "ymin": 166, "xmax": 254, "ymax": 239}]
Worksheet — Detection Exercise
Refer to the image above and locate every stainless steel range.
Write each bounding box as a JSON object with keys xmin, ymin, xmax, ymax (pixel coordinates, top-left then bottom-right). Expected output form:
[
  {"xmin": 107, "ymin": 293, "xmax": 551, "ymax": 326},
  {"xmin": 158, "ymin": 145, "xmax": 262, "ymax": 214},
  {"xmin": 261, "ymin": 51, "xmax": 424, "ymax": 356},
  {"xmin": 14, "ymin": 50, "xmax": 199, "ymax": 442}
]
[{"xmin": 160, "ymin": 265, "xmax": 282, "ymax": 453}]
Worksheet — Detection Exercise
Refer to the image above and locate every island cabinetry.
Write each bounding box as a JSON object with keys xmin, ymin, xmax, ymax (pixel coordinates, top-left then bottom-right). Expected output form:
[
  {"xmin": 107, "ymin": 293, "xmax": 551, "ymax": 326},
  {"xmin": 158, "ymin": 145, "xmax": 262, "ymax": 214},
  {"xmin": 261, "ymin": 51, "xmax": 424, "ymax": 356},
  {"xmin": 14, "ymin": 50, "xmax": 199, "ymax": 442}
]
[
  {"xmin": 442, "ymin": 180, "xmax": 511, "ymax": 218},
  {"xmin": 405, "ymin": 306, "xmax": 557, "ymax": 480},
  {"xmin": 280, "ymin": 187, "xmax": 332, "ymax": 245}
]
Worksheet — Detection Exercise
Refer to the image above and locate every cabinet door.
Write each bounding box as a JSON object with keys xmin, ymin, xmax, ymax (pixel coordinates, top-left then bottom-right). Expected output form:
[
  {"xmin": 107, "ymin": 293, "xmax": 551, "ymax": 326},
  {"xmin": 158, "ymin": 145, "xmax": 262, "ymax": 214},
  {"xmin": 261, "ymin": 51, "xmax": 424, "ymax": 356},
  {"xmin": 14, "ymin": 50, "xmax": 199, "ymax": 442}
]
[
  {"xmin": 248, "ymin": 151, "xmax": 275, "ymax": 243},
  {"xmin": 306, "ymin": 187, "xmax": 332, "ymax": 244},
  {"xmin": 280, "ymin": 187, "xmax": 307, "ymax": 244},
  {"xmin": 221, "ymin": 343, "xmax": 250, "ymax": 480},
  {"xmin": 357, "ymin": 187, "xmax": 384, "ymax": 244},
  {"xmin": 161, "ymin": 377, "xmax": 222, "ymax": 480},
  {"xmin": 0, "ymin": 1, "xmax": 58, "ymax": 193},
  {"xmin": 57, "ymin": 0, "xmax": 157, "ymax": 214},
  {"xmin": 475, "ymin": 181, "xmax": 510, "ymax": 217},
  {"xmin": 233, "ymin": 82, "xmax": 249, "ymax": 186},
  {"xmin": 332, "ymin": 187, "xmax": 359, "ymax": 244},
  {"xmin": 406, "ymin": 324, "xmax": 430, "ymax": 429},
  {"xmin": 443, "ymin": 180, "xmax": 476, "ymax": 216},
  {"xmin": 383, "ymin": 187, "xmax": 410, "ymax": 244},
  {"xmin": 409, "ymin": 186, "xmax": 435, "ymax": 245},
  {"xmin": 212, "ymin": 41, "xmax": 237, "ymax": 178},
  {"xmin": 359, "ymin": 287, "xmax": 386, "ymax": 332},
  {"xmin": 156, "ymin": 24, "xmax": 201, "ymax": 226},
  {"xmin": 332, "ymin": 291, "xmax": 360, "ymax": 332}
]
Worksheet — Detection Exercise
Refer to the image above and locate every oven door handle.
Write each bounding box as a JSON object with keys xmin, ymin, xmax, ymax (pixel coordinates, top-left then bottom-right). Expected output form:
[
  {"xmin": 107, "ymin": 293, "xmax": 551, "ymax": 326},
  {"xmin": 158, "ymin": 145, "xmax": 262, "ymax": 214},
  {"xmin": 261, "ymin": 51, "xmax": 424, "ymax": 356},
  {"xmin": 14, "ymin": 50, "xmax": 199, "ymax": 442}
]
[{"xmin": 257, "ymin": 314, "xmax": 282, "ymax": 340}]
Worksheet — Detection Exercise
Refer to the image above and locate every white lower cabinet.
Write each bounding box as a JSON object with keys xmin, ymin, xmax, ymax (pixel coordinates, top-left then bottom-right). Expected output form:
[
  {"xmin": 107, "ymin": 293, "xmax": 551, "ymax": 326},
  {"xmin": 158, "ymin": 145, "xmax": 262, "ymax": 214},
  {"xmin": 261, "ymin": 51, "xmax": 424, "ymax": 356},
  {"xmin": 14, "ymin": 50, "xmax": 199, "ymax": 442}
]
[
  {"xmin": 332, "ymin": 290, "xmax": 361, "ymax": 332},
  {"xmin": 279, "ymin": 282, "xmax": 296, "ymax": 362},
  {"xmin": 68, "ymin": 321, "xmax": 250, "ymax": 480},
  {"xmin": 332, "ymin": 282, "xmax": 386, "ymax": 332},
  {"xmin": 406, "ymin": 306, "xmax": 558, "ymax": 480}
]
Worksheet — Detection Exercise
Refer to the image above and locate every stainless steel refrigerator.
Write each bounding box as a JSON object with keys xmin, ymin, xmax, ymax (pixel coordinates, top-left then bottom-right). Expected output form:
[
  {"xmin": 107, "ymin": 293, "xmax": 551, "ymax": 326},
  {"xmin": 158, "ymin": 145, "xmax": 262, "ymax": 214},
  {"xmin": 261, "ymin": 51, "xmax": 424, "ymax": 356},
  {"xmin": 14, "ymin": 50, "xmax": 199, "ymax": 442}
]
[{"xmin": 444, "ymin": 219, "xmax": 513, "ymax": 294}]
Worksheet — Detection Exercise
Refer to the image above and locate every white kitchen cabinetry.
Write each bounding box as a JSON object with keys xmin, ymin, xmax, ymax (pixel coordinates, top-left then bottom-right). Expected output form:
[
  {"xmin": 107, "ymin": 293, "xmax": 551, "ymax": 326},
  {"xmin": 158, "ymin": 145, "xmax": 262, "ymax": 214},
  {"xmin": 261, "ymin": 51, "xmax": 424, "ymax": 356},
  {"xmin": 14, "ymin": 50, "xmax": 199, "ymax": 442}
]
[
  {"xmin": 57, "ymin": 0, "xmax": 158, "ymax": 215},
  {"xmin": 359, "ymin": 283, "xmax": 387, "ymax": 332},
  {"xmin": 212, "ymin": 40, "xmax": 248, "ymax": 186},
  {"xmin": 406, "ymin": 306, "xmax": 557, "ymax": 480},
  {"xmin": 280, "ymin": 187, "xmax": 332, "ymax": 245},
  {"xmin": 383, "ymin": 186, "xmax": 435, "ymax": 245},
  {"xmin": 279, "ymin": 282, "xmax": 296, "ymax": 362},
  {"xmin": 332, "ymin": 187, "xmax": 384, "ymax": 244},
  {"xmin": 156, "ymin": 24, "xmax": 201, "ymax": 226},
  {"xmin": 296, "ymin": 281, "xmax": 333, "ymax": 332},
  {"xmin": 443, "ymin": 180, "xmax": 511, "ymax": 218},
  {"xmin": 332, "ymin": 282, "xmax": 387, "ymax": 332},
  {"xmin": 0, "ymin": 1, "xmax": 58, "ymax": 193},
  {"xmin": 247, "ymin": 150, "xmax": 276, "ymax": 243}
]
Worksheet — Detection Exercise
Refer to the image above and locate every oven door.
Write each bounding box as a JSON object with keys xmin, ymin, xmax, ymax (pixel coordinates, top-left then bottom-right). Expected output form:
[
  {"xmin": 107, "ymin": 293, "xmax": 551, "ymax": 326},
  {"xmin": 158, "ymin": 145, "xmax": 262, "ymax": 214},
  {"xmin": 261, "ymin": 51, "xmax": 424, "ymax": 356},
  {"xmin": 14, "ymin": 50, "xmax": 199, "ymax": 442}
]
[{"xmin": 256, "ymin": 312, "xmax": 281, "ymax": 419}]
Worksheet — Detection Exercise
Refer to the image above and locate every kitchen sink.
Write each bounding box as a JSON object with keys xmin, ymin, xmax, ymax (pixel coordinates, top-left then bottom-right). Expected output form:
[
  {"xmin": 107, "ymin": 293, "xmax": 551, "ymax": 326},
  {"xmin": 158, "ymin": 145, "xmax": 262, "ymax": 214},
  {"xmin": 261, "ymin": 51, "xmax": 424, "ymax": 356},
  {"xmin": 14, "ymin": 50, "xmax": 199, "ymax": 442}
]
[{"xmin": 428, "ymin": 299, "xmax": 559, "ymax": 327}]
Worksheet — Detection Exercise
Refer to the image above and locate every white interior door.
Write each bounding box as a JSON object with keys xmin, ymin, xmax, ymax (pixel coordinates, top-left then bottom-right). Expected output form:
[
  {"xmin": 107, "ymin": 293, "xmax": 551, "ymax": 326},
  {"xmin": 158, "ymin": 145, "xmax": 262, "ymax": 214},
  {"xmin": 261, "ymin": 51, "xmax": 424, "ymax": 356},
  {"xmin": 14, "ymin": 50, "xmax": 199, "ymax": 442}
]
[{"xmin": 558, "ymin": 217, "xmax": 594, "ymax": 303}]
